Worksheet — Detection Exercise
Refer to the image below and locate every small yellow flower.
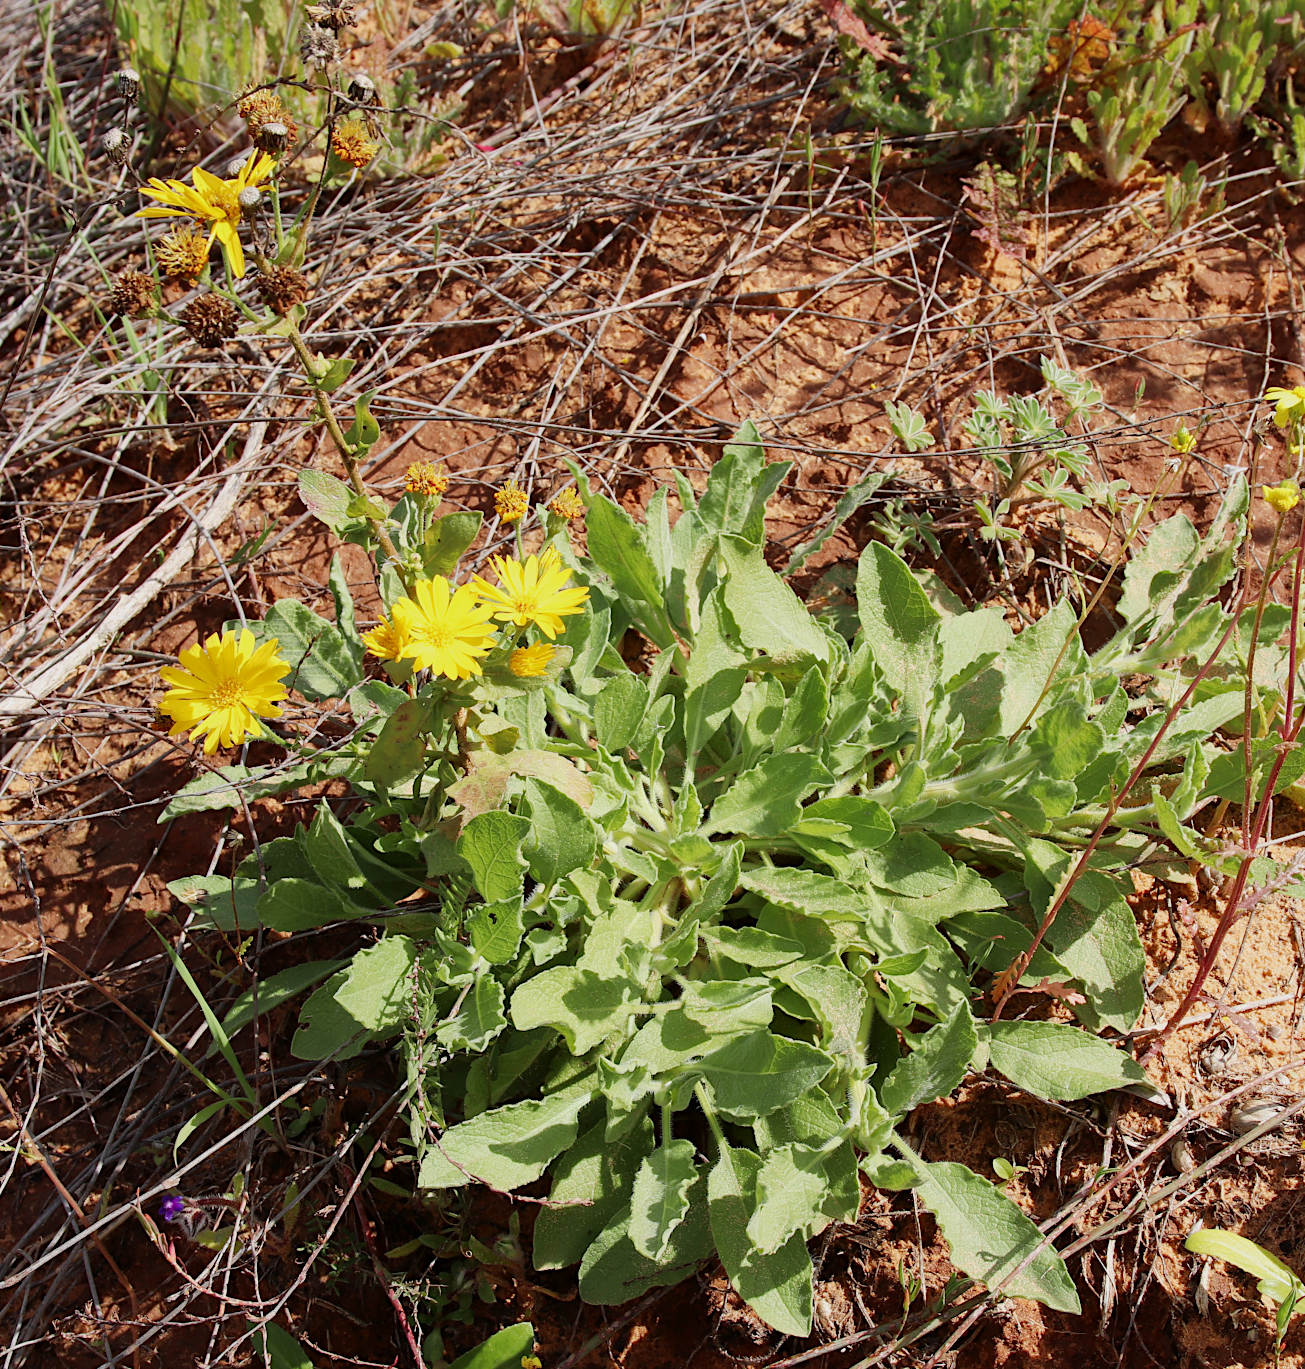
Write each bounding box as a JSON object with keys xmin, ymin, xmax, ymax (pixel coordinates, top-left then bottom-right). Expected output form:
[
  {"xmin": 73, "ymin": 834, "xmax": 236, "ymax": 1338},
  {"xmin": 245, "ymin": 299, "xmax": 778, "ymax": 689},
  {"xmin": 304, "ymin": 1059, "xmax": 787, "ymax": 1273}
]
[
  {"xmin": 158, "ymin": 629, "xmax": 290, "ymax": 755},
  {"xmin": 137, "ymin": 151, "xmax": 277, "ymax": 279},
  {"xmin": 390, "ymin": 577, "xmax": 498, "ymax": 678},
  {"xmin": 495, "ymin": 479, "xmax": 529, "ymax": 524},
  {"xmin": 156, "ymin": 227, "xmax": 212, "ymax": 282},
  {"xmin": 1265, "ymin": 385, "xmax": 1305, "ymax": 430},
  {"xmin": 521, "ymin": 1357, "xmax": 542, "ymax": 1369},
  {"xmin": 1169, "ymin": 424, "xmax": 1196, "ymax": 454},
  {"xmin": 1263, "ymin": 480, "xmax": 1301, "ymax": 515},
  {"xmin": 362, "ymin": 615, "xmax": 407, "ymax": 661},
  {"xmin": 509, "ymin": 643, "xmax": 556, "ymax": 677},
  {"xmin": 473, "ymin": 547, "xmax": 589, "ymax": 639},
  {"xmin": 548, "ymin": 487, "xmax": 584, "ymax": 522},
  {"xmin": 404, "ymin": 461, "xmax": 449, "ymax": 498},
  {"xmin": 330, "ymin": 119, "xmax": 378, "ymax": 168}
]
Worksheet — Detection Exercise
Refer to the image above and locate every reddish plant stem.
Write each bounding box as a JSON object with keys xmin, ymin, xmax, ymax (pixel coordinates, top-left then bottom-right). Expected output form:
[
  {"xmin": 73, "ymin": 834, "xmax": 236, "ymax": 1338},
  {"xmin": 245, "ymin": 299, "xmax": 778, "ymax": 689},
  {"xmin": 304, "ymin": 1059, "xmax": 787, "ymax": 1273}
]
[{"xmin": 1145, "ymin": 512, "xmax": 1305, "ymax": 1056}]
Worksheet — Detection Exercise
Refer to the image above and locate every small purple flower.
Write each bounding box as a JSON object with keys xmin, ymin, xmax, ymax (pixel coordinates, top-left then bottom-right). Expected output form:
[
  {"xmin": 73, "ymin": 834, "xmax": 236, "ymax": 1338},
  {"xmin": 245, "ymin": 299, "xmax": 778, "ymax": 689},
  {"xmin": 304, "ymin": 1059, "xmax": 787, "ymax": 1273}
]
[{"xmin": 158, "ymin": 1194, "xmax": 186, "ymax": 1223}]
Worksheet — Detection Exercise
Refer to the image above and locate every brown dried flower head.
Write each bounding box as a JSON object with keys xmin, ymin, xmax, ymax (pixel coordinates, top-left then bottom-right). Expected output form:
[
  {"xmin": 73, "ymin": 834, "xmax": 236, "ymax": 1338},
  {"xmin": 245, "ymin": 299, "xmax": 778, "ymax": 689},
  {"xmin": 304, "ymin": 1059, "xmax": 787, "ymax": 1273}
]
[
  {"xmin": 404, "ymin": 461, "xmax": 449, "ymax": 498},
  {"xmin": 300, "ymin": 21, "xmax": 340, "ymax": 68},
  {"xmin": 239, "ymin": 88, "xmax": 299, "ymax": 146},
  {"xmin": 304, "ymin": 0, "xmax": 358, "ymax": 31},
  {"xmin": 330, "ymin": 119, "xmax": 378, "ymax": 168},
  {"xmin": 156, "ymin": 227, "xmax": 211, "ymax": 282},
  {"xmin": 109, "ymin": 271, "xmax": 157, "ymax": 318},
  {"xmin": 547, "ymin": 487, "xmax": 584, "ymax": 522},
  {"xmin": 255, "ymin": 264, "xmax": 311, "ymax": 316},
  {"xmin": 181, "ymin": 296, "xmax": 240, "ymax": 348}
]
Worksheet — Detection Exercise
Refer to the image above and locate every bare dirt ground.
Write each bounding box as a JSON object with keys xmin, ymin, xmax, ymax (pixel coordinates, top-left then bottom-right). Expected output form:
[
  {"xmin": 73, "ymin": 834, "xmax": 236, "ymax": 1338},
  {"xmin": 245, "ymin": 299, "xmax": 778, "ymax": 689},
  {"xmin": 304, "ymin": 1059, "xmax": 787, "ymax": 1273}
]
[{"xmin": 5, "ymin": 0, "xmax": 1305, "ymax": 1365}]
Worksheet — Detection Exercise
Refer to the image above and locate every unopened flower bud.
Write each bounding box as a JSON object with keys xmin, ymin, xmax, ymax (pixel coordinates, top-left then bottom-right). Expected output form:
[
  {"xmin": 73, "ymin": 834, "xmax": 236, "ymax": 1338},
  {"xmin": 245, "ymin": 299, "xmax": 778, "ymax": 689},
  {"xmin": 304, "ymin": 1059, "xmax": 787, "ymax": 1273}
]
[
  {"xmin": 116, "ymin": 67, "xmax": 140, "ymax": 100},
  {"xmin": 225, "ymin": 151, "xmax": 252, "ymax": 179},
  {"xmin": 238, "ymin": 185, "xmax": 262, "ymax": 211},
  {"xmin": 347, "ymin": 72, "xmax": 376, "ymax": 104},
  {"xmin": 254, "ymin": 120, "xmax": 289, "ymax": 155},
  {"xmin": 101, "ymin": 126, "xmax": 129, "ymax": 165}
]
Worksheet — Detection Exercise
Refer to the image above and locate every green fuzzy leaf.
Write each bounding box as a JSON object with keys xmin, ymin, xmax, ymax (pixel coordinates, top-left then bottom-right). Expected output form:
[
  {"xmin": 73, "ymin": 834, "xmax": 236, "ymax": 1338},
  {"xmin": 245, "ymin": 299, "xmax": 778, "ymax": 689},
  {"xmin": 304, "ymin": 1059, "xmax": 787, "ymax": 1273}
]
[
  {"xmin": 522, "ymin": 777, "xmax": 598, "ymax": 887},
  {"xmin": 299, "ymin": 469, "xmax": 353, "ymax": 532},
  {"xmin": 855, "ymin": 540, "xmax": 941, "ymax": 696},
  {"xmin": 437, "ymin": 977, "xmax": 507, "ymax": 1052},
  {"xmin": 457, "ymin": 810, "xmax": 531, "ymax": 903},
  {"xmin": 419, "ymin": 510, "xmax": 481, "ymax": 578},
  {"xmin": 446, "ymin": 1324, "xmax": 536, "ymax": 1369},
  {"xmin": 720, "ymin": 537, "xmax": 830, "ymax": 664},
  {"xmin": 593, "ymin": 673, "xmax": 648, "ymax": 752},
  {"xmin": 698, "ymin": 1030, "xmax": 834, "ymax": 1120},
  {"xmin": 775, "ymin": 961, "xmax": 866, "ymax": 1061},
  {"xmin": 697, "ymin": 421, "xmax": 789, "ymax": 544},
  {"xmin": 257, "ymin": 879, "xmax": 369, "ymax": 932},
  {"xmin": 629, "ymin": 1139, "xmax": 699, "ymax": 1260},
  {"xmin": 986, "ymin": 1021, "xmax": 1146, "ymax": 1101},
  {"xmin": 739, "ymin": 866, "xmax": 868, "ymax": 920},
  {"xmin": 467, "ymin": 898, "xmax": 525, "ymax": 964},
  {"xmin": 511, "ymin": 966, "xmax": 639, "ymax": 1054},
  {"xmin": 363, "ymin": 697, "xmax": 429, "ymax": 788},
  {"xmin": 904, "ymin": 1153, "xmax": 1081, "ymax": 1312},
  {"xmin": 258, "ymin": 599, "xmax": 363, "ymax": 701},
  {"xmin": 535, "ymin": 1119, "xmax": 653, "ymax": 1269},
  {"xmin": 703, "ymin": 754, "xmax": 830, "ymax": 837},
  {"xmin": 214, "ymin": 960, "xmax": 346, "ymax": 1053},
  {"xmin": 879, "ymin": 1003, "xmax": 977, "ymax": 1117},
  {"xmin": 418, "ymin": 1083, "xmax": 591, "ymax": 1191},
  {"xmin": 701, "ymin": 927, "xmax": 805, "ymax": 969},
  {"xmin": 585, "ymin": 495, "xmax": 674, "ymax": 646},
  {"xmin": 332, "ymin": 936, "xmax": 416, "ymax": 1031},
  {"xmin": 168, "ymin": 872, "xmax": 261, "ymax": 931},
  {"xmin": 344, "ymin": 388, "xmax": 380, "ymax": 453},
  {"xmin": 252, "ymin": 1322, "xmax": 317, "ymax": 1369},
  {"xmin": 708, "ymin": 1143, "xmax": 813, "ymax": 1337},
  {"xmin": 747, "ymin": 1141, "xmax": 851, "ymax": 1253},
  {"xmin": 578, "ymin": 1178, "xmax": 714, "ymax": 1303},
  {"xmin": 1185, "ymin": 1229, "xmax": 1305, "ymax": 1310}
]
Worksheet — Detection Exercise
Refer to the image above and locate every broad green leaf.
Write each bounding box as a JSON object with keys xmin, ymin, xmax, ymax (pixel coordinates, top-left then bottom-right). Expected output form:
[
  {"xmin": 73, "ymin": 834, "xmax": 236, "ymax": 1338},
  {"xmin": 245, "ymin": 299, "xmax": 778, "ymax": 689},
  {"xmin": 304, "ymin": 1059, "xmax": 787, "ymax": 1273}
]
[
  {"xmin": 996, "ymin": 600, "xmax": 1084, "ymax": 736},
  {"xmin": 446, "ymin": 1325, "xmax": 536, "ymax": 1369},
  {"xmin": 292, "ymin": 970, "xmax": 375, "ymax": 1061},
  {"xmin": 511, "ymin": 967, "xmax": 639, "ymax": 1054},
  {"xmin": 986, "ymin": 1021, "xmax": 1146, "ymax": 1101},
  {"xmin": 522, "ymin": 777, "xmax": 598, "ymax": 887},
  {"xmin": 214, "ymin": 960, "xmax": 346, "ymax": 1053},
  {"xmin": 257, "ymin": 879, "xmax": 369, "ymax": 932},
  {"xmin": 593, "ymin": 673, "xmax": 648, "ymax": 752},
  {"xmin": 879, "ymin": 1003, "xmax": 977, "ymax": 1117},
  {"xmin": 697, "ymin": 420, "xmax": 789, "ymax": 544},
  {"xmin": 862, "ymin": 832, "xmax": 959, "ymax": 898},
  {"xmin": 437, "ymin": 977, "xmax": 507, "ymax": 1052},
  {"xmin": 362, "ymin": 697, "xmax": 428, "ymax": 788},
  {"xmin": 855, "ymin": 540, "xmax": 941, "ymax": 696},
  {"xmin": 904, "ymin": 1153, "xmax": 1081, "ymax": 1312},
  {"xmin": 746, "ymin": 1142, "xmax": 843, "ymax": 1254},
  {"xmin": 1185, "ymin": 1229, "xmax": 1305, "ymax": 1309},
  {"xmin": 578, "ymin": 1180, "xmax": 714, "ymax": 1303},
  {"xmin": 298, "ymin": 803, "xmax": 374, "ymax": 897},
  {"xmin": 719, "ymin": 537, "xmax": 830, "ymax": 664},
  {"xmin": 457, "ymin": 810, "xmax": 531, "ymax": 903},
  {"xmin": 740, "ymin": 866, "xmax": 869, "ymax": 920},
  {"xmin": 159, "ymin": 761, "xmax": 339, "ymax": 822},
  {"xmin": 944, "ymin": 911, "xmax": 1072, "ymax": 983},
  {"xmin": 708, "ymin": 1143, "xmax": 813, "ymax": 1337},
  {"xmin": 585, "ymin": 495, "xmax": 674, "ymax": 646},
  {"xmin": 253, "ymin": 1322, "xmax": 316, "ymax": 1369},
  {"xmin": 259, "ymin": 599, "xmax": 363, "ymax": 701},
  {"xmin": 775, "ymin": 960, "xmax": 866, "ymax": 1061},
  {"xmin": 800, "ymin": 795, "xmax": 894, "ymax": 849},
  {"xmin": 703, "ymin": 754, "xmax": 830, "ymax": 837},
  {"xmin": 701, "ymin": 927, "xmax": 805, "ymax": 969},
  {"xmin": 168, "ymin": 872, "xmax": 261, "ymax": 931},
  {"xmin": 467, "ymin": 899, "xmax": 525, "ymax": 964},
  {"xmin": 333, "ymin": 936, "xmax": 416, "ymax": 1032},
  {"xmin": 298, "ymin": 469, "xmax": 352, "ymax": 532},
  {"xmin": 344, "ymin": 388, "xmax": 380, "ymax": 453},
  {"xmin": 449, "ymin": 748, "xmax": 592, "ymax": 821},
  {"xmin": 418, "ymin": 1083, "xmax": 590, "ymax": 1190},
  {"xmin": 698, "ymin": 1030, "xmax": 834, "ymax": 1120},
  {"xmin": 629, "ymin": 1139, "xmax": 699, "ymax": 1260},
  {"xmin": 421, "ymin": 511, "xmax": 482, "ymax": 578},
  {"xmin": 535, "ymin": 1119, "xmax": 653, "ymax": 1269}
]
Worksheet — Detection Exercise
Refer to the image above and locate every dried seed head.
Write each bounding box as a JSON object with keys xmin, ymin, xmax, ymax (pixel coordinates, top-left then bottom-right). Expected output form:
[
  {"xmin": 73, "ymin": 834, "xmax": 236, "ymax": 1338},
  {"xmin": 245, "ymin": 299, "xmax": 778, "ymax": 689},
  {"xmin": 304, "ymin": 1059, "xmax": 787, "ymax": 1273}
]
[
  {"xmin": 181, "ymin": 295, "xmax": 240, "ymax": 348},
  {"xmin": 238, "ymin": 88, "xmax": 298, "ymax": 146},
  {"xmin": 304, "ymin": 0, "xmax": 358, "ymax": 32},
  {"xmin": 116, "ymin": 67, "xmax": 140, "ymax": 100},
  {"xmin": 254, "ymin": 264, "xmax": 310, "ymax": 316},
  {"xmin": 347, "ymin": 72, "xmax": 376, "ymax": 104},
  {"xmin": 101, "ymin": 125, "xmax": 130, "ymax": 165},
  {"xmin": 225, "ymin": 151, "xmax": 253, "ymax": 179},
  {"xmin": 237, "ymin": 185, "xmax": 263, "ymax": 212},
  {"xmin": 108, "ymin": 270, "xmax": 157, "ymax": 318},
  {"xmin": 330, "ymin": 118, "xmax": 378, "ymax": 168},
  {"xmin": 254, "ymin": 120, "xmax": 289, "ymax": 155},
  {"xmin": 156, "ymin": 227, "xmax": 211, "ymax": 282},
  {"xmin": 300, "ymin": 22, "xmax": 340, "ymax": 69}
]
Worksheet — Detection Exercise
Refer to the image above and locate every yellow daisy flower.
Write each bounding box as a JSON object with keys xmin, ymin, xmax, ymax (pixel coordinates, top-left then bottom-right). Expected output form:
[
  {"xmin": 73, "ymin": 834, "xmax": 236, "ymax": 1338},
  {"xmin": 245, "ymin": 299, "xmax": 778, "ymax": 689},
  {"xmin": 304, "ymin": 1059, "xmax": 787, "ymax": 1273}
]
[
  {"xmin": 362, "ymin": 614, "xmax": 407, "ymax": 661},
  {"xmin": 495, "ymin": 479, "xmax": 529, "ymax": 524},
  {"xmin": 390, "ymin": 577, "xmax": 498, "ymax": 678},
  {"xmin": 509, "ymin": 643, "xmax": 556, "ymax": 677},
  {"xmin": 472, "ymin": 547, "xmax": 589, "ymax": 639},
  {"xmin": 1263, "ymin": 480, "xmax": 1301, "ymax": 515},
  {"xmin": 1265, "ymin": 385, "xmax": 1305, "ymax": 430},
  {"xmin": 155, "ymin": 227, "xmax": 211, "ymax": 282},
  {"xmin": 137, "ymin": 150, "xmax": 277, "ymax": 279},
  {"xmin": 404, "ymin": 461, "xmax": 448, "ymax": 498},
  {"xmin": 158, "ymin": 629, "xmax": 290, "ymax": 755}
]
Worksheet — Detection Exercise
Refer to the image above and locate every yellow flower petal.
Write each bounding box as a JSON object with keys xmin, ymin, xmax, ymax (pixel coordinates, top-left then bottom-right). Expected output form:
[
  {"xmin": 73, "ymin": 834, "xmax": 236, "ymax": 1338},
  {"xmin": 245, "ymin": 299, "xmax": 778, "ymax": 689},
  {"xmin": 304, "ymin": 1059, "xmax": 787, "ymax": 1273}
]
[
  {"xmin": 158, "ymin": 629, "xmax": 290, "ymax": 753},
  {"xmin": 472, "ymin": 546, "xmax": 589, "ymax": 639}
]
